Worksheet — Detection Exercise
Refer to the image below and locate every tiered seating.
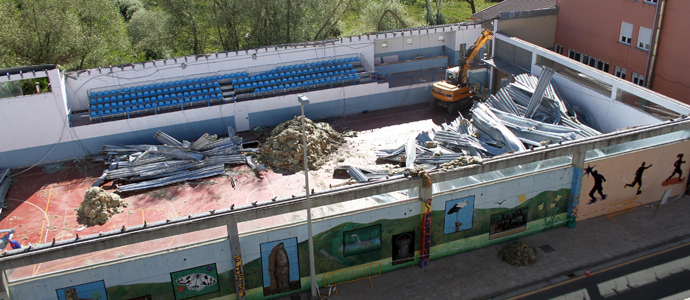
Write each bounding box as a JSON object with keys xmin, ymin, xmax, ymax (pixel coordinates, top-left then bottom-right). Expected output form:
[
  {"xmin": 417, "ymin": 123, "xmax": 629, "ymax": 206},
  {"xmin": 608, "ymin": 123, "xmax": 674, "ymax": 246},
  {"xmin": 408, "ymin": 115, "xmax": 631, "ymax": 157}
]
[
  {"xmin": 88, "ymin": 75, "xmax": 225, "ymax": 120},
  {"xmin": 87, "ymin": 56, "xmax": 364, "ymax": 121},
  {"xmin": 233, "ymin": 57, "xmax": 362, "ymax": 98}
]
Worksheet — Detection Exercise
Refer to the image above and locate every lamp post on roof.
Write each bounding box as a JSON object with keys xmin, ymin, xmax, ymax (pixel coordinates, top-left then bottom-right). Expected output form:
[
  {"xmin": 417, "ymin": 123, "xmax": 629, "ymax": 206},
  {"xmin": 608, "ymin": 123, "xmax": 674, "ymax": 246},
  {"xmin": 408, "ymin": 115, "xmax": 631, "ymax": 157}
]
[{"xmin": 298, "ymin": 94, "xmax": 317, "ymax": 298}]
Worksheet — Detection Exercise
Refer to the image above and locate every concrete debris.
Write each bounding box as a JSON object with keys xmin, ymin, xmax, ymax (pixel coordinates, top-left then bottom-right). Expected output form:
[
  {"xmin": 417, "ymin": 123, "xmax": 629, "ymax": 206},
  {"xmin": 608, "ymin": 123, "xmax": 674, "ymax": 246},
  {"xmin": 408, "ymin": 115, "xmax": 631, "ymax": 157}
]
[
  {"xmin": 440, "ymin": 156, "xmax": 483, "ymax": 171},
  {"xmin": 98, "ymin": 130, "xmax": 257, "ymax": 192},
  {"xmin": 76, "ymin": 187, "xmax": 128, "ymax": 226},
  {"xmin": 258, "ymin": 116, "xmax": 343, "ymax": 172}
]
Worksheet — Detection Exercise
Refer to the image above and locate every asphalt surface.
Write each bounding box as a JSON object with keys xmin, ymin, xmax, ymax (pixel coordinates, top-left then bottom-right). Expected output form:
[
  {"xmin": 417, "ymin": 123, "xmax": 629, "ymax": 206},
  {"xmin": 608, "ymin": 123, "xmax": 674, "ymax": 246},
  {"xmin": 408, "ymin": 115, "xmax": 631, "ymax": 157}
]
[{"xmin": 514, "ymin": 242, "xmax": 690, "ymax": 300}]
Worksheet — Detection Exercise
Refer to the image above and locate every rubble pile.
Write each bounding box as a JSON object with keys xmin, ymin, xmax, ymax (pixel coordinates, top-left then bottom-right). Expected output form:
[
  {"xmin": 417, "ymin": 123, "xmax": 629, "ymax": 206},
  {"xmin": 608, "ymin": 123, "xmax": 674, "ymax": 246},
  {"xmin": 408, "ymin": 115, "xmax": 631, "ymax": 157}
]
[
  {"xmin": 498, "ymin": 240, "xmax": 538, "ymax": 267},
  {"xmin": 259, "ymin": 116, "xmax": 342, "ymax": 172},
  {"xmin": 77, "ymin": 187, "xmax": 128, "ymax": 226},
  {"xmin": 376, "ymin": 69, "xmax": 601, "ymax": 168},
  {"xmin": 97, "ymin": 127, "xmax": 258, "ymax": 192}
]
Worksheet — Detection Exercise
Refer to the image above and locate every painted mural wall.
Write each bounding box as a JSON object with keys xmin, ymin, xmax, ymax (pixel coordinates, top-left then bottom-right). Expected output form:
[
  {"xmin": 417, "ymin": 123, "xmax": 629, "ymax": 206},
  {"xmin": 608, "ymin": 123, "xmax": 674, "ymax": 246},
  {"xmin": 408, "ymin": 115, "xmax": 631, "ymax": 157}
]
[
  {"xmin": 238, "ymin": 166, "xmax": 572, "ymax": 299},
  {"xmin": 577, "ymin": 140, "xmax": 690, "ymax": 221},
  {"xmin": 8, "ymin": 240, "xmax": 235, "ymax": 300}
]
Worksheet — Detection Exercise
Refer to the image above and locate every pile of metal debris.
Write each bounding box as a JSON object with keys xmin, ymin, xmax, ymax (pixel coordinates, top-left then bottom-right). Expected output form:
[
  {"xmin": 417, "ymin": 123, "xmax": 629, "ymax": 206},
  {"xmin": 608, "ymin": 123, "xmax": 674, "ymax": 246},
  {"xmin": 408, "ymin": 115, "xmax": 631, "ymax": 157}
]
[
  {"xmin": 258, "ymin": 116, "xmax": 343, "ymax": 172},
  {"xmin": 76, "ymin": 187, "xmax": 128, "ymax": 226},
  {"xmin": 97, "ymin": 128, "xmax": 259, "ymax": 192},
  {"xmin": 376, "ymin": 69, "xmax": 601, "ymax": 170}
]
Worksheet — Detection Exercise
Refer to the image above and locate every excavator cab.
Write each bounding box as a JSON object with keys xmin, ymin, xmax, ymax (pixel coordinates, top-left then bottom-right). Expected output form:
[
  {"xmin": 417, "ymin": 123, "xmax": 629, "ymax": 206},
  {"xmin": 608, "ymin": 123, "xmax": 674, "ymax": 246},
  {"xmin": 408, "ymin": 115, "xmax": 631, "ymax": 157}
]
[{"xmin": 444, "ymin": 67, "xmax": 461, "ymax": 85}]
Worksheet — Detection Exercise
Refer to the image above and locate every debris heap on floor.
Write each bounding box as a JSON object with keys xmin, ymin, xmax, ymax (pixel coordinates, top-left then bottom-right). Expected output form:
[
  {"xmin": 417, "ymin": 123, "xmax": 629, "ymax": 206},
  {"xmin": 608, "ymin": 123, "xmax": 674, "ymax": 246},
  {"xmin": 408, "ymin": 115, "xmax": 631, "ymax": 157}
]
[
  {"xmin": 375, "ymin": 69, "xmax": 601, "ymax": 171},
  {"xmin": 76, "ymin": 187, "xmax": 128, "ymax": 226},
  {"xmin": 498, "ymin": 240, "xmax": 538, "ymax": 266},
  {"xmin": 97, "ymin": 127, "xmax": 258, "ymax": 192},
  {"xmin": 258, "ymin": 116, "xmax": 343, "ymax": 172}
]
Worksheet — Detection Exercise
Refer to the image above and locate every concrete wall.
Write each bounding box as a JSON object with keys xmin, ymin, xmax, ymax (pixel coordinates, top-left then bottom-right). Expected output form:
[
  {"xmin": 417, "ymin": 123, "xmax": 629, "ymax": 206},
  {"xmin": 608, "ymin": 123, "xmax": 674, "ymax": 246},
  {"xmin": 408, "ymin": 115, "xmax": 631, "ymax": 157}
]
[
  {"xmin": 9, "ymin": 239, "xmax": 234, "ymax": 300},
  {"xmin": 373, "ymin": 56, "xmax": 448, "ymax": 74},
  {"xmin": 499, "ymin": 15, "xmax": 557, "ymax": 49}
]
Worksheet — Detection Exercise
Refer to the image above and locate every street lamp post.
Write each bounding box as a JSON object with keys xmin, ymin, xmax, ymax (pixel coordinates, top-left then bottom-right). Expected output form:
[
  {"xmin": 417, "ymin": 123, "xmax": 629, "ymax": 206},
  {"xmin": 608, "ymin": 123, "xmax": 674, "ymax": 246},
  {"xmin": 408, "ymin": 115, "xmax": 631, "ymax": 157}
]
[{"xmin": 298, "ymin": 95, "xmax": 317, "ymax": 298}]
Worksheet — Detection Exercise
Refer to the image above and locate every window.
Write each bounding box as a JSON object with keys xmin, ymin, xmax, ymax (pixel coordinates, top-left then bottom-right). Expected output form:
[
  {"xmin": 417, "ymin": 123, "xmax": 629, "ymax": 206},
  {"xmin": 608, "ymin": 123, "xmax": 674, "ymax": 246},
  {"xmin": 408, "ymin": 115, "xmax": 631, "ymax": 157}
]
[
  {"xmin": 615, "ymin": 66, "xmax": 627, "ymax": 79},
  {"xmin": 637, "ymin": 26, "xmax": 652, "ymax": 50},
  {"xmin": 620, "ymin": 22, "xmax": 633, "ymax": 45},
  {"xmin": 406, "ymin": 38, "xmax": 412, "ymax": 44},
  {"xmin": 593, "ymin": 59, "xmax": 610, "ymax": 73},
  {"xmin": 568, "ymin": 49, "xmax": 581, "ymax": 62},
  {"xmin": 554, "ymin": 44, "xmax": 564, "ymax": 55},
  {"xmin": 644, "ymin": 0, "xmax": 658, "ymax": 4},
  {"xmin": 632, "ymin": 72, "xmax": 645, "ymax": 86},
  {"xmin": 381, "ymin": 41, "xmax": 388, "ymax": 48}
]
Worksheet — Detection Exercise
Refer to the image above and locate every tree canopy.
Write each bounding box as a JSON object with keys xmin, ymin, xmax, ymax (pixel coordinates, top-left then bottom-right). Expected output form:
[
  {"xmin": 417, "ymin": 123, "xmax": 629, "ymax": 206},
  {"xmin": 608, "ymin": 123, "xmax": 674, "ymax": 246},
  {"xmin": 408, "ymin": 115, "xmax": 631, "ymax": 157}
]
[{"xmin": 0, "ymin": 0, "xmax": 489, "ymax": 70}]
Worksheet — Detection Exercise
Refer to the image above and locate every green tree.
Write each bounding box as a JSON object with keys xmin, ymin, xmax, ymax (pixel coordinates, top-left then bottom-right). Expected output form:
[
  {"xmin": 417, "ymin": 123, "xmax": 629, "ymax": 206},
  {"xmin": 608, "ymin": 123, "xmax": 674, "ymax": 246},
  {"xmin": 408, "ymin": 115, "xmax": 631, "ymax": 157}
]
[
  {"xmin": 425, "ymin": 0, "xmax": 446, "ymax": 25},
  {"xmin": 156, "ymin": 0, "xmax": 211, "ymax": 55},
  {"xmin": 128, "ymin": 9, "xmax": 173, "ymax": 60},
  {"xmin": 355, "ymin": 0, "xmax": 420, "ymax": 33},
  {"xmin": 0, "ymin": 0, "xmax": 133, "ymax": 70},
  {"xmin": 115, "ymin": 0, "xmax": 143, "ymax": 22}
]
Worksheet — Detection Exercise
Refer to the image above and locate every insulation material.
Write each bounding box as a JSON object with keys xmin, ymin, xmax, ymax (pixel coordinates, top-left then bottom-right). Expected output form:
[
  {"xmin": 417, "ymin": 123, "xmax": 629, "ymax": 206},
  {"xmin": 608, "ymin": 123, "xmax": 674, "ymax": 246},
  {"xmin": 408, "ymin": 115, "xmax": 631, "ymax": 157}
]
[
  {"xmin": 76, "ymin": 187, "xmax": 128, "ymax": 226},
  {"xmin": 258, "ymin": 116, "xmax": 343, "ymax": 172}
]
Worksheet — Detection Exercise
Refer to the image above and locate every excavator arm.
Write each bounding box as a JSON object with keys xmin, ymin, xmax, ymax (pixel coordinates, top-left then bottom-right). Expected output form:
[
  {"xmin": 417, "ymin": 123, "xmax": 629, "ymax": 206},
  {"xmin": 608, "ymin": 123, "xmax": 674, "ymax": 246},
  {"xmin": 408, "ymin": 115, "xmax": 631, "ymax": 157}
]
[{"xmin": 458, "ymin": 29, "xmax": 493, "ymax": 86}]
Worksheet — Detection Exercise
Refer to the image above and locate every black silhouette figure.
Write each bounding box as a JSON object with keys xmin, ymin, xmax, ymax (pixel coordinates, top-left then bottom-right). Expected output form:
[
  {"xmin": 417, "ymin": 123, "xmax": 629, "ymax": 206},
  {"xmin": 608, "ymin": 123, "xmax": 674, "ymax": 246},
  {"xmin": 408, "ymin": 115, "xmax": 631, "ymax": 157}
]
[
  {"xmin": 588, "ymin": 170, "xmax": 607, "ymax": 203},
  {"xmin": 624, "ymin": 162, "xmax": 652, "ymax": 195},
  {"xmin": 665, "ymin": 154, "xmax": 686, "ymax": 183}
]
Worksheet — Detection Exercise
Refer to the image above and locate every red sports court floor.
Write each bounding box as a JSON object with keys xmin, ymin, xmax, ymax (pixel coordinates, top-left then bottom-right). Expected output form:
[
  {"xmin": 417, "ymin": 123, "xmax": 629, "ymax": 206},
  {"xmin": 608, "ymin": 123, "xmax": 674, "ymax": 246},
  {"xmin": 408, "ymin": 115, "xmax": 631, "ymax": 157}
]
[{"xmin": 0, "ymin": 103, "xmax": 453, "ymax": 280}]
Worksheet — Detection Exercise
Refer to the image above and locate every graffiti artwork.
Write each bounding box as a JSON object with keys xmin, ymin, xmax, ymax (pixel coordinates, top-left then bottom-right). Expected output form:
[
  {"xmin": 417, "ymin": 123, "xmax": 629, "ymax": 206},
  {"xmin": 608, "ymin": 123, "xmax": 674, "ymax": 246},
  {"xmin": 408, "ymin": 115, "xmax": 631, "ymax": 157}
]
[
  {"xmin": 443, "ymin": 196, "xmax": 475, "ymax": 235},
  {"xmin": 56, "ymin": 280, "xmax": 108, "ymax": 300},
  {"xmin": 663, "ymin": 154, "xmax": 686, "ymax": 186},
  {"xmin": 392, "ymin": 231, "xmax": 415, "ymax": 265},
  {"xmin": 233, "ymin": 254, "xmax": 246, "ymax": 297},
  {"xmin": 489, "ymin": 207, "xmax": 528, "ymax": 240},
  {"xmin": 260, "ymin": 237, "xmax": 301, "ymax": 296},
  {"xmin": 343, "ymin": 225, "xmax": 382, "ymax": 256},
  {"xmin": 170, "ymin": 264, "xmax": 220, "ymax": 300},
  {"xmin": 419, "ymin": 199, "xmax": 432, "ymax": 268},
  {"xmin": 624, "ymin": 162, "xmax": 653, "ymax": 195},
  {"xmin": 583, "ymin": 164, "xmax": 607, "ymax": 204}
]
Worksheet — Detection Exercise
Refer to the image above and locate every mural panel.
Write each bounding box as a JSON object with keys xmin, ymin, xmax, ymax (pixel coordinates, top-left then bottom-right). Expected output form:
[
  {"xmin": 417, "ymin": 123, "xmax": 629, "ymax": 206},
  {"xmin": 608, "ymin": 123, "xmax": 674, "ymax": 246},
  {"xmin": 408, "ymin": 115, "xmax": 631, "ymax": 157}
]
[
  {"xmin": 260, "ymin": 237, "xmax": 301, "ymax": 296},
  {"xmin": 578, "ymin": 141, "xmax": 690, "ymax": 220},
  {"xmin": 343, "ymin": 225, "xmax": 382, "ymax": 256},
  {"xmin": 392, "ymin": 231, "xmax": 415, "ymax": 265},
  {"xmin": 170, "ymin": 264, "xmax": 220, "ymax": 300},
  {"xmin": 56, "ymin": 280, "xmax": 108, "ymax": 300},
  {"xmin": 443, "ymin": 196, "xmax": 475, "ymax": 235},
  {"xmin": 489, "ymin": 207, "xmax": 529, "ymax": 239}
]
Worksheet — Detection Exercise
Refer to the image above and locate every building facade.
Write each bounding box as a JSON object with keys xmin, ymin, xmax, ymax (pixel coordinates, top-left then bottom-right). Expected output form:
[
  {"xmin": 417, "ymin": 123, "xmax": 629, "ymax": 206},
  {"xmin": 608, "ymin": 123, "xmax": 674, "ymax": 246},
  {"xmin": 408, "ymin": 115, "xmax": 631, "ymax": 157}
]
[{"xmin": 555, "ymin": 0, "xmax": 690, "ymax": 103}]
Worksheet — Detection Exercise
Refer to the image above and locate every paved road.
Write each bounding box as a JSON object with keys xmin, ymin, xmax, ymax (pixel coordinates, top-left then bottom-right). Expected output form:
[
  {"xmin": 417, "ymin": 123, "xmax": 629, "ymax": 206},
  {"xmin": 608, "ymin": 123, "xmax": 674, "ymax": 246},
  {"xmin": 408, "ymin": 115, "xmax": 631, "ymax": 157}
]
[{"xmin": 513, "ymin": 242, "xmax": 690, "ymax": 300}]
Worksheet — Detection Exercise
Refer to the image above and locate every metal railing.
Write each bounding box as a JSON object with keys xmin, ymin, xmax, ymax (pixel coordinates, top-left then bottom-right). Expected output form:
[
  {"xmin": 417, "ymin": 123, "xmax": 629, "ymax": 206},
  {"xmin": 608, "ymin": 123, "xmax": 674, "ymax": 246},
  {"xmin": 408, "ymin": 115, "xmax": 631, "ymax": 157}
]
[{"xmin": 322, "ymin": 261, "xmax": 381, "ymax": 295}]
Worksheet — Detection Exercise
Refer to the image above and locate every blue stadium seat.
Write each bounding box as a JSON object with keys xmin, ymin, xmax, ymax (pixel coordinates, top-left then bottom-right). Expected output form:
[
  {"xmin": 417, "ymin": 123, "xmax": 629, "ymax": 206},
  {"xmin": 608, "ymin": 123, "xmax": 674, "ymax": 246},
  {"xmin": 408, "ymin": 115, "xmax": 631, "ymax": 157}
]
[
  {"xmin": 272, "ymin": 85, "xmax": 278, "ymax": 91},
  {"xmin": 154, "ymin": 83, "xmax": 161, "ymax": 89},
  {"xmin": 161, "ymin": 82, "xmax": 168, "ymax": 89},
  {"xmin": 145, "ymin": 104, "xmax": 151, "ymax": 109},
  {"xmin": 254, "ymin": 89, "xmax": 259, "ymax": 94},
  {"xmin": 241, "ymin": 71, "xmax": 248, "ymax": 77},
  {"xmin": 202, "ymin": 89, "xmax": 209, "ymax": 95},
  {"xmin": 163, "ymin": 95, "xmax": 170, "ymax": 100},
  {"xmin": 211, "ymin": 75, "xmax": 217, "ymax": 81},
  {"xmin": 204, "ymin": 95, "xmax": 210, "ymax": 101},
  {"xmin": 156, "ymin": 89, "xmax": 163, "ymax": 95},
  {"xmin": 200, "ymin": 83, "xmax": 207, "ymax": 89},
  {"xmin": 210, "ymin": 94, "xmax": 217, "ymax": 100},
  {"xmin": 260, "ymin": 87, "xmax": 266, "ymax": 92},
  {"xmin": 215, "ymin": 87, "xmax": 221, "ymax": 93},
  {"xmin": 319, "ymin": 79, "xmax": 326, "ymax": 84},
  {"xmin": 183, "ymin": 92, "xmax": 190, "ymax": 98},
  {"xmin": 157, "ymin": 95, "xmax": 164, "ymax": 101},
  {"xmin": 137, "ymin": 99, "xmax": 144, "ymax": 105},
  {"xmin": 118, "ymin": 108, "xmax": 124, "ymax": 114},
  {"xmin": 143, "ymin": 98, "xmax": 150, "ymax": 104},
  {"xmin": 164, "ymin": 101, "xmax": 171, "ymax": 107},
  {"xmin": 213, "ymin": 82, "xmax": 219, "ymax": 87},
  {"xmin": 90, "ymin": 105, "xmax": 96, "ymax": 111},
  {"xmin": 239, "ymin": 84, "xmax": 245, "ymax": 89},
  {"xmin": 258, "ymin": 81, "xmax": 265, "ymax": 87},
  {"xmin": 91, "ymin": 112, "xmax": 98, "ymax": 118},
  {"xmin": 143, "ymin": 91, "xmax": 150, "ymax": 97},
  {"xmin": 116, "ymin": 89, "xmax": 123, "ymax": 95},
  {"xmin": 189, "ymin": 91, "xmax": 196, "ymax": 97},
  {"xmin": 97, "ymin": 104, "xmax": 104, "ymax": 110},
  {"xmin": 125, "ymin": 106, "xmax": 131, "ymax": 113},
  {"xmin": 89, "ymin": 92, "xmax": 96, "ymax": 99},
  {"xmin": 170, "ymin": 93, "xmax": 177, "ymax": 99},
  {"xmin": 296, "ymin": 82, "xmax": 302, "ymax": 88},
  {"xmin": 105, "ymin": 109, "xmax": 112, "ymax": 116},
  {"xmin": 223, "ymin": 74, "xmax": 230, "ymax": 79},
  {"xmin": 278, "ymin": 84, "xmax": 284, "ymax": 90},
  {"xmin": 176, "ymin": 93, "xmax": 183, "ymax": 99},
  {"xmin": 191, "ymin": 96, "xmax": 198, "ymax": 102},
  {"xmin": 152, "ymin": 102, "xmax": 158, "ymax": 109},
  {"xmin": 182, "ymin": 85, "xmax": 189, "ymax": 92},
  {"xmin": 124, "ymin": 100, "xmax": 131, "ymax": 107},
  {"xmin": 205, "ymin": 76, "xmax": 211, "ymax": 82},
  {"xmin": 193, "ymin": 84, "xmax": 200, "ymax": 90},
  {"xmin": 184, "ymin": 98, "xmax": 192, "ymax": 104},
  {"xmin": 289, "ymin": 83, "xmax": 295, "ymax": 88},
  {"xmin": 90, "ymin": 99, "xmax": 97, "ymax": 105},
  {"xmin": 135, "ymin": 86, "xmax": 143, "ymax": 92},
  {"xmin": 216, "ymin": 93, "xmax": 223, "ymax": 99},
  {"xmin": 266, "ymin": 86, "xmax": 273, "ymax": 92},
  {"xmin": 174, "ymin": 87, "xmax": 181, "ymax": 93},
  {"xmin": 268, "ymin": 74, "xmax": 274, "ymax": 80},
  {"xmin": 171, "ymin": 100, "xmax": 178, "ymax": 106},
  {"xmin": 98, "ymin": 111, "xmax": 104, "ymax": 117},
  {"xmin": 299, "ymin": 75, "xmax": 305, "ymax": 81},
  {"xmin": 131, "ymin": 105, "xmax": 139, "ymax": 112},
  {"xmin": 193, "ymin": 78, "xmax": 200, "ymax": 84},
  {"xmin": 270, "ymin": 79, "xmax": 276, "ymax": 85},
  {"xmin": 162, "ymin": 88, "xmax": 169, "ymax": 94},
  {"xmin": 123, "ymin": 94, "xmax": 130, "ymax": 101},
  {"xmin": 288, "ymin": 65, "xmax": 294, "ymax": 71},
  {"xmin": 96, "ymin": 91, "xmax": 104, "ymax": 98},
  {"xmin": 104, "ymin": 103, "xmax": 111, "ymax": 110}
]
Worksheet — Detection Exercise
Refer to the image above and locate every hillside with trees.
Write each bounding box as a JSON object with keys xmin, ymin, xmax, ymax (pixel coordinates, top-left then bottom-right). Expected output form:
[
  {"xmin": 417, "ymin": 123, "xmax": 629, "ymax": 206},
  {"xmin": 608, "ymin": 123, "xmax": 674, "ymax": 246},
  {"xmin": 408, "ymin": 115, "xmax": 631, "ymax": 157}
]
[{"xmin": 0, "ymin": 0, "xmax": 497, "ymax": 70}]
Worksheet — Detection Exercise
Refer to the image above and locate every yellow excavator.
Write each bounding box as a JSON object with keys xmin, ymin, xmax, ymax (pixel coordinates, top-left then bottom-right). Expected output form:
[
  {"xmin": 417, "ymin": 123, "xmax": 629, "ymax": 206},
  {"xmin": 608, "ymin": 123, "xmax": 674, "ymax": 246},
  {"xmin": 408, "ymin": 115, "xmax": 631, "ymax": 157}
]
[{"xmin": 432, "ymin": 29, "xmax": 493, "ymax": 113}]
